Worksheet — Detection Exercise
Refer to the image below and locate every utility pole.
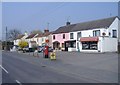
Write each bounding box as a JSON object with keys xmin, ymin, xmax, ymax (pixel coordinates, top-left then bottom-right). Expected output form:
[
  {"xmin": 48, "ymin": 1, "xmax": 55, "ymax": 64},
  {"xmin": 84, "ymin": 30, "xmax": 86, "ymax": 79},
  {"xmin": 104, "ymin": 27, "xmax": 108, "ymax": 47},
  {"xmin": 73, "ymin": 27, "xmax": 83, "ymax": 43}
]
[{"xmin": 6, "ymin": 26, "xmax": 7, "ymax": 50}]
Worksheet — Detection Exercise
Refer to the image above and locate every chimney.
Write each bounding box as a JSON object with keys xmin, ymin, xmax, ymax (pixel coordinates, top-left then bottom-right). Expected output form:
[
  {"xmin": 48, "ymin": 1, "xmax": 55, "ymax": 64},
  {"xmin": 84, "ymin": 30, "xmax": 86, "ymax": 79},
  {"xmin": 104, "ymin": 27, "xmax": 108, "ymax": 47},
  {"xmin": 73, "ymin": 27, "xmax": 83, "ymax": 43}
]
[
  {"xmin": 44, "ymin": 29, "xmax": 49, "ymax": 33},
  {"xmin": 66, "ymin": 21, "xmax": 70, "ymax": 26}
]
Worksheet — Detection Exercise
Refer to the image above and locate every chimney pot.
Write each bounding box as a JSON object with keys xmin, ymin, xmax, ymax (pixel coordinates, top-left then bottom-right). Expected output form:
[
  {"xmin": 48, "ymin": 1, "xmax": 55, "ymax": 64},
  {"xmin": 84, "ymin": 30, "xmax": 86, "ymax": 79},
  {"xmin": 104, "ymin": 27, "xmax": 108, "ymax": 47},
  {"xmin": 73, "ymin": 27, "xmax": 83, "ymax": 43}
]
[
  {"xmin": 44, "ymin": 29, "xmax": 49, "ymax": 33},
  {"xmin": 66, "ymin": 22, "xmax": 70, "ymax": 26}
]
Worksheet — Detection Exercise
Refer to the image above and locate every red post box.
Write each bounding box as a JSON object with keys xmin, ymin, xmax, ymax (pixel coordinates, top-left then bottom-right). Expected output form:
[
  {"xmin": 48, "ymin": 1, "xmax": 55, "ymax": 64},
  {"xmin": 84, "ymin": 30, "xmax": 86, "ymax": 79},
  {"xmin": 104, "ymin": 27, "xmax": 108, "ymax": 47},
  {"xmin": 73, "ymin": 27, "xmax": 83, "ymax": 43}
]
[{"xmin": 44, "ymin": 45, "xmax": 49, "ymax": 58}]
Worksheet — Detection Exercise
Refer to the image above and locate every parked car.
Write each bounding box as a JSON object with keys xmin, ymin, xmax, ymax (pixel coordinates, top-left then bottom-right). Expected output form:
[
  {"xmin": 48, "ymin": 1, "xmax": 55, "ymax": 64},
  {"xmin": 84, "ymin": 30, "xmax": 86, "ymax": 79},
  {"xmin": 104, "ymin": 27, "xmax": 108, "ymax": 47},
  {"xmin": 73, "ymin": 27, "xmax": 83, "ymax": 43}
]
[
  {"xmin": 49, "ymin": 47, "xmax": 53, "ymax": 52},
  {"xmin": 37, "ymin": 46, "xmax": 44, "ymax": 53},
  {"xmin": 37, "ymin": 46, "xmax": 53, "ymax": 52},
  {"xmin": 23, "ymin": 46, "xmax": 29, "ymax": 52}
]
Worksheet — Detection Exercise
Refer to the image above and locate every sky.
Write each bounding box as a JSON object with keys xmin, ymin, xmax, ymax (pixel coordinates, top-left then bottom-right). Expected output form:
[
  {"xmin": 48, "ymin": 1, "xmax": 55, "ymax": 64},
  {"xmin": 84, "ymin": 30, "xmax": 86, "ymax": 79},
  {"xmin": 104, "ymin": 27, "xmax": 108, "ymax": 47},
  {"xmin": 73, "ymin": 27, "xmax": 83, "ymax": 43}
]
[{"xmin": 2, "ymin": 2, "xmax": 119, "ymax": 40}]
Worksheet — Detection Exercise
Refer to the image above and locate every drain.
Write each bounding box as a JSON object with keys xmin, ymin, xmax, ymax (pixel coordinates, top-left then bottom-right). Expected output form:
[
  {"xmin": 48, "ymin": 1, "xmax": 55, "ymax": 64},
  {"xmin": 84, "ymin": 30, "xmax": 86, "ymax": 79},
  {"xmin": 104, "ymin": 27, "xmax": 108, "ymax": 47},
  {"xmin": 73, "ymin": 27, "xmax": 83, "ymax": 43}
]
[{"xmin": 41, "ymin": 65, "xmax": 46, "ymax": 67}]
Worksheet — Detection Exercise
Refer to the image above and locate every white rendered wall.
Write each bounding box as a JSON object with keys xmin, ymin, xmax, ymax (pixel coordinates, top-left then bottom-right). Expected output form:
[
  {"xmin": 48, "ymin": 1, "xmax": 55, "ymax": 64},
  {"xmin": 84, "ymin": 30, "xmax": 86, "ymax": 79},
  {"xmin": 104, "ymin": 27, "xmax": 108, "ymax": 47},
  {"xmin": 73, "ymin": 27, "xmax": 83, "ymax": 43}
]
[
  {"xmin": 101, "ymin": 37, "xmax": 117, "ymax": 52},
  {"xmin": 107, "ymin": 18, "xmax": 119, "ymax": 38}
]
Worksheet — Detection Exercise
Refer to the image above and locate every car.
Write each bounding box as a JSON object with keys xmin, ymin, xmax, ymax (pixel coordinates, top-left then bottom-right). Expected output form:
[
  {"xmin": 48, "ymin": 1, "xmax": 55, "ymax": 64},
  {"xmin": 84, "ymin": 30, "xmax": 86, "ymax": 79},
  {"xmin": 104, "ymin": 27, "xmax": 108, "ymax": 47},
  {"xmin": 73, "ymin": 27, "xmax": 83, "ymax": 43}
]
[
  {"xmin": 37, "ymin": 46, "xmax": 44, "ymax": 53},
  {"xmin": 37, "ymin": 46, "xmax": 53, "ymax": 52},
  {"xmin": 23, "ymin": 46, "xmax": 29, "ymax": 52},
  {"xmin": 49, "ymin": 47, "xmax": 53, "ymax": 52}
]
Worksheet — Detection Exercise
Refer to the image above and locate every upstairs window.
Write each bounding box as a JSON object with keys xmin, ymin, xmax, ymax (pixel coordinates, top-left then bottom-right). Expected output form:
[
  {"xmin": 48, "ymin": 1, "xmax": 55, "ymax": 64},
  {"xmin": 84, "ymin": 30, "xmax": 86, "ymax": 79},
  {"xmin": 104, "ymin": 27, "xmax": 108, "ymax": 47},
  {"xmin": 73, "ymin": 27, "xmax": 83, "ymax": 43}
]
[
  {"xmin": 70, "ymin": 33, "xmax": 74, "ymax": 39},
  {"xmin": 93, "ymin": 30, "xmax": 100, "ymax": 37},
  {"xmin": 77, "ymin": 32, "xmax": 81, "ymax": 40},
  {"xmin": 53, "ymin": 35, "xmax": 55, "ymax": 40},
  {"xmin": 112, "ymin": 30, "xmax": 117, "ymax": 38},
  {"xmin": 63, "ymin": 34, "xmax": 65, "ymax": 39}
]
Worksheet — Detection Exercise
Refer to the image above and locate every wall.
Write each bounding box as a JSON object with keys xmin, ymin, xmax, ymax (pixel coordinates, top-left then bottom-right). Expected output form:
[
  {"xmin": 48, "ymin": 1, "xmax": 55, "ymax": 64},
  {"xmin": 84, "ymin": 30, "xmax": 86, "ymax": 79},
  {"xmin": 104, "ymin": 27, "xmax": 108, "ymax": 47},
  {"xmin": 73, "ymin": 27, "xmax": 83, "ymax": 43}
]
[
  {"xmin": 101, "ymin": 37, "xmax": 118, "ymax": 52},
  {"xmin": 108, "ymin": 17, "xmax": 119, "ymax": 39},
  {"xmin": 48, "ymin": 34, "xmax": 52, "ymax": 47},
  {"xmin": 52, "ymin": 33, "xmax": 69, "ymax": 47},
  {"xmin": 14, "ymin": 39, "xmax": 21, "ymax": 46}
]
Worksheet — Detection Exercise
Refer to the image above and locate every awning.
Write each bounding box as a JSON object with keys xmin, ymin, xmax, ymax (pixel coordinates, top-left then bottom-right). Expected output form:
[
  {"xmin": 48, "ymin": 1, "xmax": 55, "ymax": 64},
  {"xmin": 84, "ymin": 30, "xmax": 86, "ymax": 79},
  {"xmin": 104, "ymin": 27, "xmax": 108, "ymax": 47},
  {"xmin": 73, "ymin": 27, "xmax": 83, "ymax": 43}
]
[{"xmin": 80, "ymin": 37, "xmax": 99, "ymax": 42}]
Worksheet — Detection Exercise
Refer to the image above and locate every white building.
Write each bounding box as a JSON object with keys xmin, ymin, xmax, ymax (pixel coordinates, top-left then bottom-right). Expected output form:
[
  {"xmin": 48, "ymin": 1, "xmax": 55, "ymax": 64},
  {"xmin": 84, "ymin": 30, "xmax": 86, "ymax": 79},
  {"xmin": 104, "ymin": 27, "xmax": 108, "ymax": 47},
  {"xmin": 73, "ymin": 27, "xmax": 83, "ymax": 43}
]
[
  {"xmin": 67, "ymin": 16, "xmax": 120, "ymax": 52},
  {"xmin": 26, "ymin": 33, "xmax": 39, "ymax": 48},
  {"xmin": 35, "ymin": 30, "xmax": 52, "ymax": 47},
  {"xmin": 14, "ymin": 32, "xmax": 28, "ymax": 46}
]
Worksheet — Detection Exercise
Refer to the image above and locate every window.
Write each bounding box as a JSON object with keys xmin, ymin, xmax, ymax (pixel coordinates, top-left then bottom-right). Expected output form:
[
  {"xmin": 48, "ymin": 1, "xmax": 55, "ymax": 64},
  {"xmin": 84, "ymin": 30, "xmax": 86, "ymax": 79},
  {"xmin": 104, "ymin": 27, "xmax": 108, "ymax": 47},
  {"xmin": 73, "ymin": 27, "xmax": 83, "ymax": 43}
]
[
  {"xmin": 70, "ymin": 33, "xmax": 74, "ymax": 39},
  {"xmin": 69, "ymin": 41, "xmax": 76, "ymax": 48},
  {"xmin": 53, "ymin": 35, "xmax": 55, "ymax": 40},
  {"xmin": 77, "ymin": 32, "xmax": 81, "ymax": 40},
  {"xmin": 112, "ymin": 30, "xmax": 117, "ymax": 38},
  {"xmin": 93, "ymin": 30, "xmax": 100, "ymax": 37},
  {"xmin": 63, "ymin": 34, "xmax": 65, "ymax": 39},
  {"xmin": 82, "ymin": 41, "xmax": 97, "ymax": 50}
]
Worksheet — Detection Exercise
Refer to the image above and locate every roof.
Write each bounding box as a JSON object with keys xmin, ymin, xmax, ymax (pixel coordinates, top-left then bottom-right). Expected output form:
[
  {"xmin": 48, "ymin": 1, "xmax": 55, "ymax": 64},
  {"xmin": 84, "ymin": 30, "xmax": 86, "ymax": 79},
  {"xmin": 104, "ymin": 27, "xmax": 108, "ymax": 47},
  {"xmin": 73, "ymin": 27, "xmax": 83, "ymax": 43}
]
[
  {"xmin": 71, "ymin": 16, "xmax": 117, "ymax": 32},
  {"xmin": 53, "ymin": 16, "xmax": 117, "ymax": 34},
  {"xmin": 26, "ymin": 33, "xmax": 38, "ymax": 39},
  {"xmin": 15, "ymin": 35, "xmax": 24, "ymax": 40},
  {"xmin": 35, "ymin": 32, "xmax": 52, "ymax": 38},
  {"xmin": 52, "ymin": 24, "xmax": 76, "ymax": 34}
]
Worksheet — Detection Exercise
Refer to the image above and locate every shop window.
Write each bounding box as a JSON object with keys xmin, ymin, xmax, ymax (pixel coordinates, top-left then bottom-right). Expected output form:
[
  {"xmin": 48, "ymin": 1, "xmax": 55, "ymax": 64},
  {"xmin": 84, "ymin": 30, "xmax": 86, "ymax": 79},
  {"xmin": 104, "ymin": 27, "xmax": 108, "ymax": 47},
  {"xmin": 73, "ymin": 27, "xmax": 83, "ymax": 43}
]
[
  {"xmin": 82, "ymin": 41, "xmax": 97, "ymax": 50},
  {"xmin": 93, "ymin": 30, "xmax": 100, "ymax": 37},
  {"xmin": 70, "ymin": 33, "xmax": 74, "ymax": 39},
  {"xmin": 53, "ymin": 35, "xmax": 55, "ymax": 40},
  {"xmin": 77, "ymin": 32, "xmax": 81, "ymax": 40},
  {"xmin": 112, "ymin": 30, "xmax": 117, "ymax": 38},
  {"xmin": 63, "ymin": 34, "xmax": 65, "ymax": 39},
  {"xmin": 69, "ymin": 41, "xmax": 76, "ymax": 48}
]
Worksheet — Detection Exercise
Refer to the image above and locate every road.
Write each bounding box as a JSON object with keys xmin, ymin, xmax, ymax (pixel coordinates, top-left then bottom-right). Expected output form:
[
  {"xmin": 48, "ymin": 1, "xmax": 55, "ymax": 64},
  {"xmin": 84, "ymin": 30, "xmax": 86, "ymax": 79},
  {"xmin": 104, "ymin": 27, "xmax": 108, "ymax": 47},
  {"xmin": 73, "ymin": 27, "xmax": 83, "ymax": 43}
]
[
  {"xmin": 2, "ymin": 51, "xmax": 89, "ymax": 84},
  {"xmin": 1, "ymin": 51, "xmax": 119, "ymax": 84}
]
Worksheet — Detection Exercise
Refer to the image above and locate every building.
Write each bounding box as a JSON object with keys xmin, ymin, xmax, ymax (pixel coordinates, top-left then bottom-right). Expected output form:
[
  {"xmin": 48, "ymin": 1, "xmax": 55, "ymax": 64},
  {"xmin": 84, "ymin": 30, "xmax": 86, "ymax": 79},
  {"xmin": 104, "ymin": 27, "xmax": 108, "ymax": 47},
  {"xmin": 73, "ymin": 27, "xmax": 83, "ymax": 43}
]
[
  {"xmin": 14, "ymin": 32, "xmax": 28, "ymax": 46},
  {"xmin": 68, "ymin": 16, "xmax": 120, "ymax": 52},
  {"xmin": 52, "ymin": 22, "xmax": 76, "ymax": 50},
  {"xmin": 35, "ymin": 29, "xmax": 52, "ymax": 47},
  {"xmin": 26, "ymin": 33, "xmax": 38, "ymax": 48}
]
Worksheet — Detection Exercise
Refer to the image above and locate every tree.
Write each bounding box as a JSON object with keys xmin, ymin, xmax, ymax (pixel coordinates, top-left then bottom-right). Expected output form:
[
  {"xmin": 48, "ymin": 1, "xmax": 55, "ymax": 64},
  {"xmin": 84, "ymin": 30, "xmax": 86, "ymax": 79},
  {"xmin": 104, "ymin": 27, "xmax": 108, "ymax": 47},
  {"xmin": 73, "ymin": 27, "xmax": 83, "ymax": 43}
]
[
  {"xmin": 31, "ymin": 30, "xmax": 42, "ymax": 34},
  {"xmin": 8, "ymin": 29, "xmax": 21, "ymax": 41},
  {"xmin": 18, "ymin": 40, "xmax": 28, "ymax": 49}
]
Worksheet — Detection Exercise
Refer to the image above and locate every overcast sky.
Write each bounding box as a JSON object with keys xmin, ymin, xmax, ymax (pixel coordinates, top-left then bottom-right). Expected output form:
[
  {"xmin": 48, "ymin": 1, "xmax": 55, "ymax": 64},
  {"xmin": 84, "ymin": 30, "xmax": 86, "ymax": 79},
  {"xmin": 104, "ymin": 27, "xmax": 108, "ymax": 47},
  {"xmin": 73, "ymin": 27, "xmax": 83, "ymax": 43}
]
[{"xmin": 2, "ymin": 2, "xmax": 119, "ymax": 40}]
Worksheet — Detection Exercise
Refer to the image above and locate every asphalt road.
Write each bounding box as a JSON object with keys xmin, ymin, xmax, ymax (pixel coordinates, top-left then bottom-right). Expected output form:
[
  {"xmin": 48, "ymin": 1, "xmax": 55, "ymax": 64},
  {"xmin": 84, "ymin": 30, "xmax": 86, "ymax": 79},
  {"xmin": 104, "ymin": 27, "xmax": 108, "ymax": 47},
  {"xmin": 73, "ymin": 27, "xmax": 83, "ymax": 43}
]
[{"xmin": 2, "ymin": 51, "xmax": 88, "ymax": 83}]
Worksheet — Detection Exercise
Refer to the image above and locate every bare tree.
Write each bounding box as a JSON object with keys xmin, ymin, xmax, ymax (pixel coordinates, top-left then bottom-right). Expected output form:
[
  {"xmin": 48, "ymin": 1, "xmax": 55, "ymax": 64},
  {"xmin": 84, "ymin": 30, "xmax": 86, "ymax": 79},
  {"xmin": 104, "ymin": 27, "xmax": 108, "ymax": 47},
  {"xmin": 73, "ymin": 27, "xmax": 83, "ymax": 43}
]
[{"xmin": 8, "ymin": 29, "xmax": 21, "ymax": 41}]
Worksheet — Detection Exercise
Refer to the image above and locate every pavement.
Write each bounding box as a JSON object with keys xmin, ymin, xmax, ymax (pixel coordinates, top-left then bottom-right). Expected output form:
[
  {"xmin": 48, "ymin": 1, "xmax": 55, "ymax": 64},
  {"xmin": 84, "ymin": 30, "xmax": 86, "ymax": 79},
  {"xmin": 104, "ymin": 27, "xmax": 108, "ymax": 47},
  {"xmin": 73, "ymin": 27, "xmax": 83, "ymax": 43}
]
[{"xmin": 1, "ymin": 51, "xmax": 119, "ymax": 83}]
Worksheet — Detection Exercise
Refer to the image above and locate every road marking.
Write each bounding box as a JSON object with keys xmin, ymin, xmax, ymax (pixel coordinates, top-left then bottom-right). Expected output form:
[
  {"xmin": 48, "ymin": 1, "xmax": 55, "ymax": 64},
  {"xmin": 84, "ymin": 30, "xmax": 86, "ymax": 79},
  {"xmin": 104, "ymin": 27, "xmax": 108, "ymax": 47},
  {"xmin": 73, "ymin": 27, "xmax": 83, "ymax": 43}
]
[
  {"xmin": 0, "ymin": 65, "xmax": 9, "ymax": 73},
  {"xmin": 15, "ymin": 80, "xmax": 22, "ymax": 85}
]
